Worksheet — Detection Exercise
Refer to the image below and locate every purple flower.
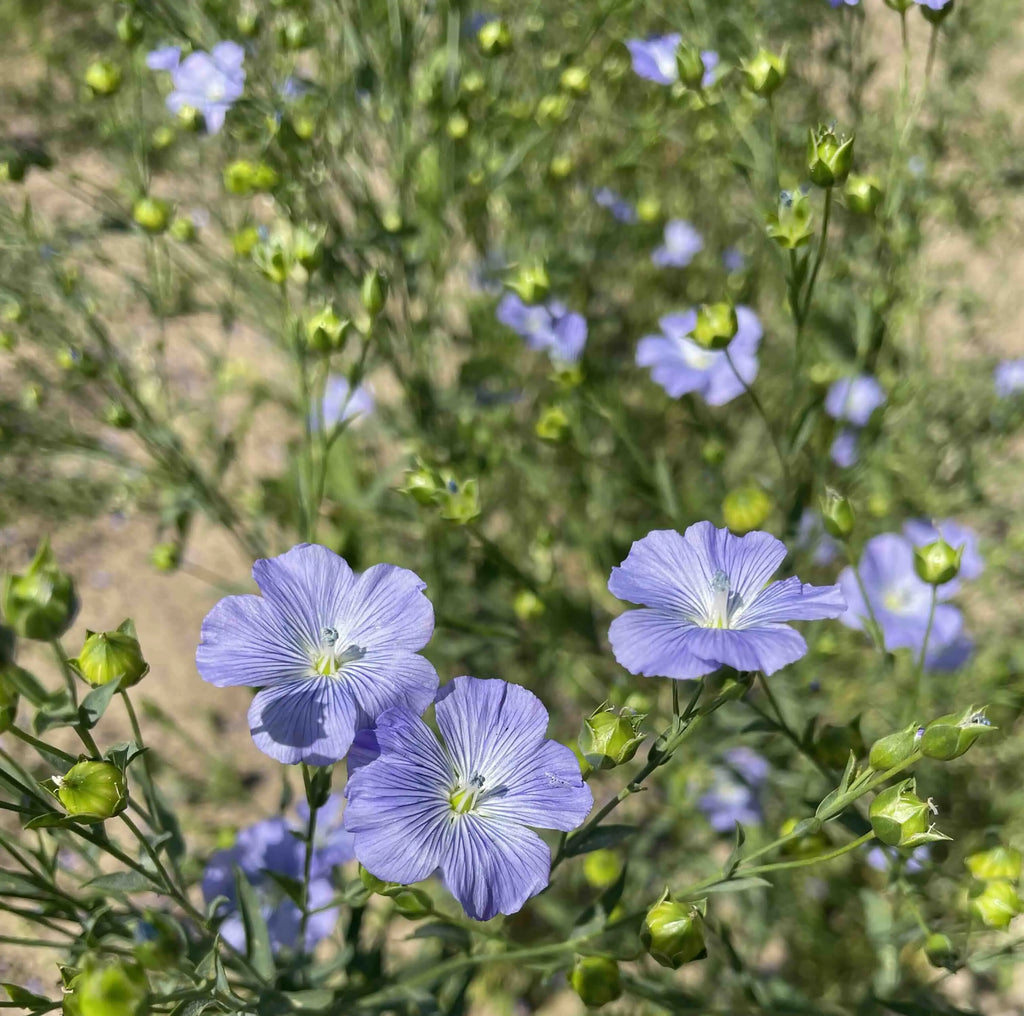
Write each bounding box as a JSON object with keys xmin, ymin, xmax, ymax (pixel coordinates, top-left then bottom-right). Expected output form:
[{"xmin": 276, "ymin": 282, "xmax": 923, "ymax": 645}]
[
  {"xmin": 593, "ymin": 187, "xmax": 638, "ymax": 224},
  {"xmin": 914, "ymin": 0, "xmax": 951, "ymax": 9},
  {"xmin": 652, "ymin": 219, "xmax": 704, "ymax": 268},
  {"xmin": 699, "ymin": 774, "xmax": 761, "ymax": 831},
  {"xmin": 723, "ymin": 746, "xmax": 769, "ymax": 785},
  {"xmin": 866, "ymin": 844, "xmax": 930, "ymax": 873},
  {"xmin": 626, "ymin": 34, "xmax": 681, "ymax": 86},
  {"xmin": 496, "ymin": 293, "xmax": 587, "ymax": 363},
  {"xmin": 146, "ymin": 46, "xmax": 182, "ymax": 72},
  {"xmin": 344, "ymin": 677, "xmax": 592, "ymax": 921},
  {"xmin": 838, "ymin": 533, "xmax": 965, "ymax": 663},
  {"xmin": 796, "ymin": 509, "xmax": 840, "ymax": 567},
  {"xmin": 197, "ymin": 544, "xmax": 438, "ymax": 765},
  {"xmin": 166, "ymin": 41, "xmax": 246, "ymax": 134},
  {"xmin": 636, "ymin": 305, "xmax": 762, "ymax": 407},
  {"xmin": 723, "ymin": 247, "xmax": 745, "ymax": 273},
  {"xmin": 902, "ymin": 518, "xmax": 983, "ymax": 594},
  {"xmin": 825, "ymin": 375, "xmax": 886, "ymax": 427},
  {"xmin": 995, "ymin": 359, "xmax": 1024, "ymax": 398},
  {"xmin": 608, "ymin": 522, "xmax": 847, "ymax": 680},
  {"xmin": 830, "ymin": 428, "xmax": 860, "ymax": 468},
  {"xmin": 314, "ymin": 376, "xmax": 375, "ymax": 431},
  {"xmin": 202, "ymin": 794, "xmax": 355, "ymax": 953},
  {"xmin": 828, "ymin": 0, "xmax": 859, "ymax": 6}
]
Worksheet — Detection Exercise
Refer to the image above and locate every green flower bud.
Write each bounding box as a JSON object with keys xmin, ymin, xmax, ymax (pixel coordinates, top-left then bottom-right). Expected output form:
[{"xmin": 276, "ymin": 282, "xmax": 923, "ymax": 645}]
[
  {"xmin": 766, "ymin": 189, "xmax": 814, "ymax": 249},
  {"xmin": 445, "ymin": 112, "xmax": 469, "ymax": 140},
  {"xmin": 548, "ymin": 154, "xmax": 573, "ymax": 180},
  {"xmin": 919, "ymin": 706, "xmax": 995, "ymax": 761},
  {"xmin": 968, "ymin": 879, "xmax": 1021, "ymax": 930},
  {"xmin": 57, "ymin": 346, "xmax": 101, "ymax": 377},
  {"xmin": 176, "ymin": 104, "xmax": 203, "ymax": 131},
  {"xmin": 868, "ymin": 722, "xmax": 921, "ymax": 771},
  {"xmin": 71, "ymin": 620, "xmax": 148, "ymax": 689},
  {"xmin": 570, "ymin": 955, "xmax": 622, "ymax": 1008},
  {"xmin": 477, "ymin": 20, "xmax": 512, "ymax": 57},
  {"xmin": 116, "ymin": 12, "xmax": 144, "ymax": 46},
  {"xmin": 741, "ymin": 48, "xmax": 788, "ymax": 98},
  {"xmin": 237, "ymin": 7, "xmax": 261, "ymax": 36},
  {"xmin": 722, "ymin": 485, "xmax": 772, "ymax": 534},
  {"xmin": 579, "ymin": 704, "xmax": 645, "ymax": 770},
  {"xmin": 276, "ymin": 14, "xmax": 310, "ymax": 50},
  {"xmin": 807, "ymin": 124, "xmax": 855, "ymax": 188},
  {"xmin": 641, "ymin": 895, "xmax": 706, "ymax": 969},
  {"xmin": 22, "ymin": 383, "xmax": 44, "ymax": 411},
  {"xmin": 924, "ymin": 932, "xmax": 959, "ymax": 970},
  {"xmin": 560, "ymin": 66, "xmax": 590, "ymax": 96},
  {"xmin": 0, "ymin": 673, "xmax": 18, "ymax": 734},
  {"xmin": 232, "ymin": 226, "xmax": 260, "ymax": 258},
  {"xmin": 636, "ymin": 196, "xmax": 661, "ymax": 222},
  {"xmin": 223, "ymin": 160, "xmax": 258, "ymax": 194},
  {"xmin": 583, "ymin": 849, "xmax": 622, "ymax": 889},
  {"xmin": 292, "ymin": 225, "xmax": 323, "ymax": 272},
  {"xmin": 461, "ymin": 70, "xmax": 486, "ymax": 96},
  {"xmin": 71, "ymin": 959, "xmax": 147, "ymax": 1016},
  {"xmin": 869, "ymin": 779, "xmax": 948, "ymax": 848},
  {"xmin": 84, "ymin": 60, "xmax": 123, "ymax": 97},
  {"xmin": 150, "ymin": 125, "xmax": 175, "ymax": 151},
  {"xmin": 150, "ymin": 542, "xmax": 180, "ymax": 573},
  {"xmin": 535, "ymin": 405, "xmax": 570, "ymax": 442},
  {"xmin": 104, "ymin": 397, "xmax": 129, "ymax": 426},
  {"xmin": 2, "ymin": 539, "xmax": 78, "ymax": 641},
  {"xmin": 507, "ymin": 263, "xmax": 549, "ymax": 304},
  {"xmin": 966, "ymin": 845, "xmax": 1023, "ymax": 883},
  {"xmin": 438, "ymin": 477, "xmax": 481, "ymax": 525},
  {"xmin": 402, "ymin": 463, "xmax": 442, "ymax": 506},
  {"xmin": 536, "ymin": 93, "xmax": 570, "ymax": 125},
  {"xmin": 360, "ymin": 269, "xmax": 389, "ymax": 316},
  {"xmin": 305, "ymin": 306, "xmax": 351, "ymax": 355},
  {"xmin": 691, "ymin": 302, "xmax": 738, "ymax": 351},
  {"xmin": 819, "ymin": 488, "xmax": 855, "ymax": 540},
  {"xmin": 675, "ymin": 44, "xmax": 707, "ymax": 90},
  {"xmin": 0, "ymin": 331, "xmax": 16, "ymax": 351},
  {"xmin": 845, "ymin": 174, "xmax": 883, "ymax": 215},
  {"xmin": 54, "ymin": 761, "xmax": 129, "ymax": 823},
  {"xmin": 913, "ymin": 539, "xmax": 962, "ymax": 586},
  {"xmin": 132, "ymin": 197, "xmax": 172, "ymax": 234},
  {"xmin": 921, "ymin": 0, "xmax": 954, "ymax": 25},
  {"xmin": 168, "ymin": 216, "xmax": 196, "ymax": 243}
]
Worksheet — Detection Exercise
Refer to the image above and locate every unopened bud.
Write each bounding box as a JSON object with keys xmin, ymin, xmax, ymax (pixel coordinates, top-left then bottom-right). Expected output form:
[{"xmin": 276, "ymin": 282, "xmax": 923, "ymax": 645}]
[
  {"xmin": 535, "ymin": 405, "xmax": 570, "ymax": 442},
  {"xmin": 477, "ymin": 20, "xmax": 512, "ymax": 57},
  {"xmin": 579, "ymin": 704, "xmax": 645, "ymax": 770},
  {"xmin": 2, "ymin": 539, "xmax": 78, "ymax": 641},
  {"xmin": 675, "ymin": 44, "xmax": 707, "ymax": 90},
  {"xmin": 360, "ymin": 269, "xmax": 389, "ymax": 316},
  {"xmin": 869, "ymin": 779, "xmax": 949, "ymax": 848},
  {"xmin": 869, "ymin": 722, "xmax": 921, "ymax": 771},
  {"xmin": 168, "ymin": 216, "xmax": 196, "ymax": 243},
  {"xmin": 84, "ymin": 60, "xmax": 123, "ymax": 97},
  {"xmin": 116, "ymin": 12, "xmax": 144, "ymax": 46},
  {"xmin": 506, "ymin": 263, "xmax": 549, "ymax": 304},
  {"xmin": 570, "ymin": 955, "xmax": 621, "ymax": 1008},
  {"xmin": 722, "ymin": 485, "xmax": 772, "ymax": 535},
  {"xmin": 132, "ymin": 197, "xmax": 172, "ymax": 235},
  {"xmin": 741, "ymin": 48, "xmax": 788, "ymax": 98},
  {"xmin": 819, "ymin": 488, "xmax": 855, "ymax": 540},
  {"xmin": 104, "ymin": 399, "xmax": 132, "ymax": 428},
  {"xmin": 70, "ymin": 959, "xmax": 148, "ymax": 1016},
  {"xmin": 150, "ymin": 542, "xmax": 181, "ymax": 573},
  {"xmin": 913, "ymin": 539, "xmax": 961, "ymax": 586},
  {"xmin": 583, "ymin": 849, "xmax": 623, "ymax": 889},
  {"xmin": 54, "ymin": 761, "xmax": 129, "ymax": 822},
  {"xmin": 560, "ymin": 66, "xmax": 590, "ymax": 96},
  {"xmin": 305, "ymin": 306, "xmax": 351, "ymax": 355},
  {"xmin": 966, "ymin": 845, "xmax": 1022, "ymax": 883},
  {"xmin": 641, "ymin": 895, "xmax": 706, "ymax": 968},
  {"xmin": 692, "ymin": 302, "xmax": 738, "ymax": 351},
  {"xmin": 919, "ymin": 706, "xmax": 994, "ymax": 761},
  {"xmin": 968, "ymin": 879, "xmax": 1021, "ymax": 930},
  {"xmin": 72, "ymin": 620, "xmax": 148, "ymax": 689},
  {"xmin": 845, "ymin": 174, "xmax": 883, "ymax": 215},
  {"xmin": 807, "ymin": 124, "xmax": 855, "ymax": 188},
  {"xmin": 277, "ymin": 14, "xmax": 310, "ymax": 50},
  {"xmin": 766, "ymin": 189, "xmax": 814, "ymax": 249},
  {"xmin": 438, "ymin": 477, "xmax": 481, "ymax": 525}
]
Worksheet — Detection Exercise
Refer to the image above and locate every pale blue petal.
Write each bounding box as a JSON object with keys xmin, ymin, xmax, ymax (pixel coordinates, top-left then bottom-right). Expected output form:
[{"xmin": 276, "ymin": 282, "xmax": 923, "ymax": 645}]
[
  {"xmin": 739, "ymin": 576, "xmax": 846, "ymax": 626},
  {"xmin": 608, "ymin": 528, "xmax": 712, "ymax": 615},
  {"xmin": 608, "ymin": 609, "xmax": 711, "ymax": 679}
]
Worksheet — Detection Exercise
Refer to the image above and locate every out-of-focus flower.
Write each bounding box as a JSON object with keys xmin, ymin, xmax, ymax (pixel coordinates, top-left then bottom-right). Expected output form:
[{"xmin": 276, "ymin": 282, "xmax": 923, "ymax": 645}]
[
  {"xmin": 994, "ymin": 359, "xmax": 1024, "ymax": 398},
  {"xmin": 165, "ymin": 41, "xmax": 246, "ymax": 134},
  {"xmin": 636, "ymin": 306, "xmax": 762, "ymax": 407},
  {"xmin": 698, "ymin": 747, "xmax": 769, "ymax": 831},
  {"xmin": 865, "ymin": 844, "xmax": 931, "ymax": 874},
  {"xmin": 830, "ymin": 428, "xmax": 860, "ymax": 468},
  {"xmin": 203, "ymin": 795, "xmax": 355, "ymax": 953},
  {"xmin": 626, "ymin": 34, "xmax": 681, "ymax": 86},
  {"xmin": 828, "ymin": 0, "xmax": 860, "ymax": 7},
  {"xmin": 593, "ymin": 187, "xmax": 638, "ymax": 224},
  {"xmin": 197, "ymin": 545, "xmax": 438, "ymax": 764},
  {"xmin": 146, "ymin": 46, "xmax": 182, "ymax": 72},
  {"xmin": 796, "ymin": 509, "xmax": 840, "ymax": 566},
  {"xmin": 825, "ymin": 375, "xmax": 886, "ymax": 427},
  {"xmin": 723, "ymin": 247, "xmax": 745, "ymax": 273},
  {"xmin": 496, "ymin": 293, "xmax": 587, "ymax": 364},
  {"xmin": 608, "ymin": 522, "xmax": 846, "ymax": 679},
  {"xmin": 313, "ymin": 376, "xmax": 375, "ymax": 431},
  {"xmin": 651, "ymin": 219, "xmax": 704, "ymax": 268},
  {"xmin": 345, "ymin": 677, "xmax": 592, "ymax": 921}
]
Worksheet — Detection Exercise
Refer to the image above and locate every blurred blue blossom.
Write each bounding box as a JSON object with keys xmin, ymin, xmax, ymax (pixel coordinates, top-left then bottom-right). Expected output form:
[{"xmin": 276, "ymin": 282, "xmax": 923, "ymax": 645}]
[
  {"xmin": 651, "ymin": 219, "xmax": 704, "ymax": 268},
  {"xmin": 345, "ymin": 677, "xmax": 592, "ymax": 921},
  {"xmin": 796, "ymin": 509, "xmax": 840, "ymax": 567},
  {"xmin": 314, "ymin": 376, "xmax": 375, "ymax": 431},
  {"xmin": 636, "ymin": 305, "xmax": 762, "ymax": 407},
  {"xmin": 496, "ymin": 293, "xmax": 587, "ymax": 363},
  {"xmin": 164, "ymin": 41, "xmax": 246, "ymax": 134},
  {"xmin": 825, "ymin": 375, "xmax": 886, "ymax": 427},
  {"xmin": 723, "ymin": 247, "xmax": 745, "ymax": 273},
  {"xmin": 608, "ymin": 522, "xmax": 847, "ymax": 679},
  {"xmin": 865, "ymin": 844, "xmax": 931, "ymax": 873},
  {"xmin": 914, "ymin": 0, "xmax": 952, "ymax": 9},
  {"xmin": 197, "ymin": 544, "xmax": 438, "ymax": 764},
  {"xmin": 593, "ymin": 187, "xmax": 638, "ymax": 224},
  {"xmin": 699, "ymin": 771, "xmax": 762, "ymax": 831},
  {"xmin": 626, "ymin": 35, "xmax": 718, "ymax": 87},
  {"xmin": 146, "ymin": 46, "xmax": 181, "ymax": 72},
  {"xmin": 995, "ymin": 358, "xmax": 1024, "ymax": 397},
  {"xmin": 828, "ymin": 0, "xmax": 859, "ymax": 7},
  {"xmin": 830, "ymin": 428, "xmax": 860, "ymax": 468},
  {"xmin": 202, "ymin": 794, "xmax": 354, "ymax": 954}
]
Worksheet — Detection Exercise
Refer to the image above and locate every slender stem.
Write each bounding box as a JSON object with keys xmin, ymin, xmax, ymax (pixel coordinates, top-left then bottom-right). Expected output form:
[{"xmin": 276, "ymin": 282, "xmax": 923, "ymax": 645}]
[
  {"xmin": 7, "ymin": 725, "xmax": 77, "ymax": 765},
  {"xmin": 49, "ymin": 639, "xmax": 78, "ymax": 708},
  {"xmin": 298, "ymin": 764, "xmax": 320, "ymax": 950},
  {"xmin": 733, "ymin": 832, "xmax": 874, "ymax": 881},
  {"xmin": 913, "ymin": 586, "xmax": 938, "ymax": 719},
  {"xmin": 800, "ymin": 186, "xmax": 834, "ymax": 325},
  {"xmin": 120, "ymin": 692, "xmax": 161, "ymax": 826},
  {"xmin": 924, "ymin": 23, "xmax": 939, "ymax": 85},
  {"xmin": 753, "ymin": 675, "xmax": 831, "ymax": 781},
  {"xmin": 0, "ymin": 935, "xmax": 69, "ymax": 948},
  {"xmin": 845, "ymin": 545, "xmax": 886, "ymax": 652},
  {"xmin": 723, "ymin": 349, "xmax": 789, "ymax": 481}
]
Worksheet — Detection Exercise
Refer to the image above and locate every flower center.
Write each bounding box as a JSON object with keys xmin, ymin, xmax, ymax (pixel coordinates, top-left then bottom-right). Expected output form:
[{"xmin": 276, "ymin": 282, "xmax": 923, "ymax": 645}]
[
  {"xmin": 706, "ymin": 569, "xmax": 734, "ymax": 628},
  {"xmin": 681, "ymin": 341, "xmax": 718, "ymax": 371},
  {"xmin": 449, "ymin": 773, "xmax": 486, "ymax": 815},
  {"xmin": 313, "ymin": 626, "xmax": 365, "ymax": 677}
]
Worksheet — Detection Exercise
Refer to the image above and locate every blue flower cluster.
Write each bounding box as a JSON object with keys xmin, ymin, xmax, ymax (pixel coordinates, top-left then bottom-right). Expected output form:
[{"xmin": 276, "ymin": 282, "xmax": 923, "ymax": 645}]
[
  {"xmin": 147, "ymin": 42, "xmax": 246, "ymax": 134},
  {"xmin": 496, "ymin": 293, "xmax": 588, "ymax": 364},
  {"xmin": 824, "ymin": 374, "xmax": 886, "ymax": 468}
]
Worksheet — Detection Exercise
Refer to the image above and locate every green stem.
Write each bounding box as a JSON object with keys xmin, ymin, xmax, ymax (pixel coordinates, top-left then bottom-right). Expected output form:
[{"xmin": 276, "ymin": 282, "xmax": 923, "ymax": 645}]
[
  {"xmin": 800, "ymin": 186, "xmax": 834, "ymax": 325},
  {"xmin": 735, "ymin": 831, "xmax": 874, "ymax": 880},
  {"xmin": 49, "ymin": 639, "xmax": 78, "ymax": 708},
  {"xmin": 845, "ymin": 545, "xmax": 886, "ymax": 653},
  {"xmin": 723, "ymin": 349, "xmax": 789, "ymax": 481},
  {"xmin": 7, "ymin": 725, "xmax": 77, "ymax": 765},
  {"xmin": 299, "ymin": 764, "xmax": 320, "ymax": 950},
  {"xmin": 913, "ymin": 586, "xmax": 938, "ymax": 719}
]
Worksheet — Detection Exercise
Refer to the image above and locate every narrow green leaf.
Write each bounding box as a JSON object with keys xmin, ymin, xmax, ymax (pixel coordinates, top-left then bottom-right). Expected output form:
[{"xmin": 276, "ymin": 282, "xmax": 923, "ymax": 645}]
[
  {"xmin": 233, "ymin": 867, "xmax": 276, "ymax": 980},
  {"xmin": 2, "ymin": 982, "xmax": 54, "ymax": 1009},
  {"xmin": 85, "ymin": 870, "xmax": 156, "ymax": 893},
  {"xmin": 78, "ymin": 679, "xmax": 122, "ymax": 729}
]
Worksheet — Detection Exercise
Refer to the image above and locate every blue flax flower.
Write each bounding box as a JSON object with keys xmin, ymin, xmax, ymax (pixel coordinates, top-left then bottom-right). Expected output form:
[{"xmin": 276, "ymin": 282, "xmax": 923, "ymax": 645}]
[
  {"xmin": 146, "ymin": 46, "xmax": 181, "ymax": 72},
  {"xmin": 825, "ymin": 375, "xmax": 886, "ymax": 427},
  {"xmin": 344, "ymin": 676, "xmax": 592, "ymax": 921},
  {"xmin": 636, "ymin": 306, "xmax": 762, "ymax": 407},
  {"xmin": 593, "ymin": 187, "xmax": 638, "ymax": 224},
  {"xmin": 995, "ymin": 359, "xmax": 1024, "ymax": 398},
  {"xmin": 608, "ymin": 523, "xmax": 846, "ymax": 680},
  {"xmin": 313, "ymin": 376, "xmax": 375, "ymax": 431},
  {"xmin": 830, "ymin": 428, "xmax": 860, "ymax": 468},
  {"xmin": 651, "ymin": 219, "xmax": 704, "ymax": 268},
  {"xmin": 166, "ymin": 41, "xmax": 246, "ymax": 134},
  {"xmin": 838, "ymin": 533, "xmax": 968, "ymax": 667},
  {"xmin": 627, "ymin": 35, "xmax": 719, "ymax": 88},
  {"xmin": 496, "ymin": 293, "xmax": 587, "ymax": 363},
  {"xmin": 197, "ymin": 544, "xmax": 438, "ymax": 765},
  {"xmin": 202, "ymin": 794, "xmax": 355, "ymax": 953},
  {"xmin": 902, "ymin": 518, "xmax": 983, "ymax": 594},
  {"xmin": 796, "ymin": 509, "xmax": 840, "ymax": 567},
  {"xmin": 698, "ymin": 747, "xmax": 768, "ymax": 832}
]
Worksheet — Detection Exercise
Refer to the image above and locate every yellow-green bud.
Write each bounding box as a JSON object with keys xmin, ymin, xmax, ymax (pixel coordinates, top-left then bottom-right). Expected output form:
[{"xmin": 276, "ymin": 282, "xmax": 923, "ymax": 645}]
[
  {"xmin": 819, "ymin": 488, "xmax": 855, "ymax": 540},
  {"xmin": 869, "ymin": 779, "xmax": 947, "ymax": 848},
  {"xmin": 232, "ymin": 226, "xmax": 260, "ymax": 258},
  {"xmin": 360, "ymin": 269, "xmax": 388, "ymax": 316},
  {"xmin": 868, "ymin": 722, "xmax": 920, "ymax": 771},
  {"xmin": 477, "ymin": 20, "xmax": 512, "ymax": 57},
  {"xmin": 583, "ymin": 850, "xmax": 623, "ymax": 889},
  {"xmin": 0, "ymin": 154, "xmax": 26, "ymax": 182},
  {"xmin": 924, "ymin": 932, "xmax": 959, "ymax": 970},
  {"xmin": 116, "ymin": 12, "xmax": 144, "ymax": 46},
  {"xmin": 461, "ymin": 70, "xmax": 485, "ymax": 96},
  {"xmin": 305, "ymin": 306, "xmax": 351, "ymax": 355},
  {"xmin": 168, "ymin": 216, "xmax": 196, "ymax": 243},
  {"xmin": 641, "ymin": 896, "xmax": 706, "ymax": 969},
  {"xmin": 176, "ymin": 104, "xmax": 203, "ymax": 131},
  {"xmin": 438, "ymin": 477, "xmax": 481, "ymax": 525},
  {"xmin": 741, "ymin": 48, "xmax": 788, "ymax": 98},
  {"xmin": 919, "ymin": 706, "xmax": 994, "ymax": 761},
  {"xmin": 560, "ymin": 66, "xmax": 590, "ymax": 96},
  {"xmin": 579, "ymin": 704, "xmax": 645, "ymax": 770},
  {"xmin": 150, "ymin": 542, "xmax": 180, "ymax": 573},
  {"xmin": 446, "ymin": 112, "xmax": 470, "ymax": 140},
  {"xmin": 675, "ymin": 44, "xmax": 707, "ymax": 90},
  {"xmin": 722, "ymin": 485, "xmax": 772, "ymax": 534},
  {"xmin": 132, "ymin": 197, "xmax": 172, "ymax": 234},
  {"xmin": 72, "ymin": 960, "xmax": 147, "ymax": 1016},
  {"xmin": 57, "ymin": 346, "xmax": 101, "ymax": 377},
  {"xmin": 277, "ymin": 14, "xmax": 310, "ymax": 50},
  {"xmin": 807, "ymin": 124, "xmax": 855, "ymax": 188},
  {"xmin": 845, "ymin": 174, "xmax": 883, "ymax": 215},
  {"xmin": 2, "ymin": 539, "xmax": 78, "ymax": 641},
  {"xmin": 966, "ymin": 845, "xmax": 1022, "ymax": 883},
  {"xmin": 968, "ymin": 879, "xmax": 1021, "ymax": 930},
  {"xmin": 0, "ymin": 331, "xmax": 17, "ymax": 351},
  {"xmin": 535, "ymin": 405, "xmax": 570, "ymax": 442},
  {"xmin": 548, "ymin": 154, "xmax": 573, "ymax": 179},
  {"xmin": 84, "ymin": 60, "xmax": 123, "ymax": 97},
  {"xmin": 237, "ymin": 6, "xmax": 261, "ymax": 36},
  {"xmin": 570, "ymin": 955, "xmax": 621, "ymax": 1008},
  {"xmin": 402, "ymin": 464, "xmax": 442, "ymax": 506},
  {"xmin": 536, "ymin": 93, "xmax": 570, "ymax": 125},
  {"xmin": 507, "ymin": 263, "xmax": 549, "ymax": 304},
  {"xmin": 766, "ymin": 189, "xmax": 814, "ymax": 249},
  {"xmin": 72, "ymin": 621, "xmax": 148, "ymax": 689},
  {"xmin": 920, "ymin": 0, "xmax": 954, "ymax": 25},
  {"xmin": 150, "ymin": 125, "xmax": 175, "ymax": 151},
  {"xmin": 55, "ymin": 761, "xmax": 129, "ymax": 823},
  {"xmin": 223, "ymin": 160, "xmax": 258, "ymax": 194},
  {"xmin": 513, "ymin": 589, "xmax": 544, "ymax": 621},
  {"xmin": 913, "ymin": 539, "xmax": 962, "ymax": 586},
  {"xmin": 692, "ymin": 302, "xmax": 738, "ymax": 351},
  {"xmin": 636, "ymin": 196, "xmax": 661, "ymax": 223},
  {"xmin": 292, "ymin": 225, "xmax": 323, "ymax": 272}
]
